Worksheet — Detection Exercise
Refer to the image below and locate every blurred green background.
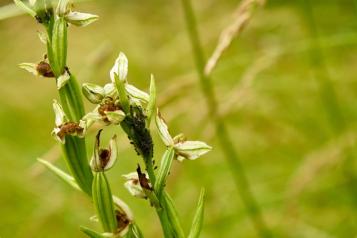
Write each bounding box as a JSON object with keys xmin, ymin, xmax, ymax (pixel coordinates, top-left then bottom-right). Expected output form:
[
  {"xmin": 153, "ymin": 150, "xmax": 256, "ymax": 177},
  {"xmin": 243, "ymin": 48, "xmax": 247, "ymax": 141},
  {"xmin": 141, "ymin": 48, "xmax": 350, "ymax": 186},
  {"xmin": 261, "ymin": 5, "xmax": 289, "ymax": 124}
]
[{"xmin": 0, "ymin": 0, "xmax": 357, "ymax": 237}]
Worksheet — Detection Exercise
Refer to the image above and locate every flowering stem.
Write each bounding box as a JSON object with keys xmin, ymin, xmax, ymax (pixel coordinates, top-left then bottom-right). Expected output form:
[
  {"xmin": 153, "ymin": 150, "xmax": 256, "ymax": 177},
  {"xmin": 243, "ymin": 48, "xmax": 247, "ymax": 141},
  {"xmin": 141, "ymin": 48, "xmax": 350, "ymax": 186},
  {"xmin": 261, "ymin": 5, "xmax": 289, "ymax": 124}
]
[
  {"xmin": 44, "ymin": 10, "xmax": 93, "ymax": 196},
  {"xmin": 143, "ymin": 154, "xmax": 185, "ymax": 238},
  {"xmin": 180, "ymin": 0, "xmax": 272, "ymax": 237}
]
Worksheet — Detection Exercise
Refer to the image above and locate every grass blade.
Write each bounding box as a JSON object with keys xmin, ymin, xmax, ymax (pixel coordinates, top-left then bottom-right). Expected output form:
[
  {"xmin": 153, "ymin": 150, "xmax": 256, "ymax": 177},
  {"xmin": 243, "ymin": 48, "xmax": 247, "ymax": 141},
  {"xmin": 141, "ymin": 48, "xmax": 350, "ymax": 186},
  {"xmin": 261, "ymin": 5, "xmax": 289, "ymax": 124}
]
[
  {"xmin": 188, "ymin": 188, "xmax": 206, "ymax": 238},
  {"xmin": 37, "ymin": 158, "xmax": 81, "ymax": 191}
]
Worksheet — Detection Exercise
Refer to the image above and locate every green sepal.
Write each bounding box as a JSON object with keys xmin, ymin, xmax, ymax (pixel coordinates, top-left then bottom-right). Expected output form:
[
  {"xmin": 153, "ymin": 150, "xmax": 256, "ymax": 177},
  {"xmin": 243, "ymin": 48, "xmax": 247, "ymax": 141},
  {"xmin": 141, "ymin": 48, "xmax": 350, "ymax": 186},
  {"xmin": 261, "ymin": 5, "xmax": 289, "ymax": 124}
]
[
  {"xmin": 146, "ymin": 74, "xmax": 156, "ymax": 127},
  {"xmin": 114, "ymin": 73, "xmax": 130, "ymax": 113},
  {"xmin": 92, "ymin": 172, "xmax": 118, "ymax": 233},
  {"xmin": 188, "ymin": 188, "xmax": 206, "ymax": 238}
]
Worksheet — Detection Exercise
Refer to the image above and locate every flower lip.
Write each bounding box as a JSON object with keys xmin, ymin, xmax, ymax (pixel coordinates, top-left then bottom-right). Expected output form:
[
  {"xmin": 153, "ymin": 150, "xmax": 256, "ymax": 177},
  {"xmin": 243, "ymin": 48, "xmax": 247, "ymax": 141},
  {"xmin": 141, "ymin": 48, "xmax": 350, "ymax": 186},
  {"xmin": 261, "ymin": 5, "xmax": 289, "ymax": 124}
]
[{"xmin": 90, "ymin": 130, "xmax": 118, "ymax": 172}]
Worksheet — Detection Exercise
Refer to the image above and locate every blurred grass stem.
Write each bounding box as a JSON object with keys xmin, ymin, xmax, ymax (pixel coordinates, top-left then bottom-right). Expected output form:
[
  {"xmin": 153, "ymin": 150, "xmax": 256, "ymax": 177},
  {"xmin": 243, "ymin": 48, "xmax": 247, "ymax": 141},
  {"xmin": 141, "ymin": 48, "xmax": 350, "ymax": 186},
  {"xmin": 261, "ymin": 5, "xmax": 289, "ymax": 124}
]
[{"xmin": 180, "ymin": 0, "xmax": 272, "ymax": 237}]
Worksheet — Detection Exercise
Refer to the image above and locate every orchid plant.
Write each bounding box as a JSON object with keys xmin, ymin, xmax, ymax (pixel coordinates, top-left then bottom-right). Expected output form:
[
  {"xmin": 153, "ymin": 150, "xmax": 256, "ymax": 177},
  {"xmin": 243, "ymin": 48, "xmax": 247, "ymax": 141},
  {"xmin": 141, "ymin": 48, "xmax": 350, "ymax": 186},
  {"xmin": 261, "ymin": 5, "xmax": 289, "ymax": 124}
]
[{"xmin": 15, "ymin": 0, "xmax": 211, "ymax": 237}]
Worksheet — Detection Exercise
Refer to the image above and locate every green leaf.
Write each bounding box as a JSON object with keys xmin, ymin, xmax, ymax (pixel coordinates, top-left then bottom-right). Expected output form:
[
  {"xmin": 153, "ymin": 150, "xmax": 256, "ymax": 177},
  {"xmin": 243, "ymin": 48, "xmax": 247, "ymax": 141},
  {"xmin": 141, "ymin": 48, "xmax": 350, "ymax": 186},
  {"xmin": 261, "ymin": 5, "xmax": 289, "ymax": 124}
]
[
  {"xmin": 146, "ymin": 74, "xmax": 156, "ymax": 127},
  {"xmin": 62, "ymin": 136, "xmax": 93, "ymax": 196},
  {"xmin": 37, "ymin": 158, "xmax": 81, "ymax": 191},
  {"xmin": 162, "ymin": 192, "xmax": 185, "ymax": 238},
  {"xmin": 80, "ymin": 226, "xmax": 106, "ymax": 238},
  {"xmin": 188, "ymin": 188, "xmax": 206, "ymax": 238},
  {"xmin": 92, "ymin": 172, "xmax": 117, "ymax": 233},
  {"xmin": 51, "ymin": 17, "xmax": 67, "ymax": 76},
  {"xmin": 154, "ymin": 147, "xmax": 174, "ymax": 197}
]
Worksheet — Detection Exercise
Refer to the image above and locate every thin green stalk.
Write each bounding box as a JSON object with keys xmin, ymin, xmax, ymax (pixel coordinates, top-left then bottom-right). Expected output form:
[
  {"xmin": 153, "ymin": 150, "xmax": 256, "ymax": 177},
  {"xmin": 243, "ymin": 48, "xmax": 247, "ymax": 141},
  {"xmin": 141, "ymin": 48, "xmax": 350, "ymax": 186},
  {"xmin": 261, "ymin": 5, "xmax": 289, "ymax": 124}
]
[
  {"xmin": 143, "ymin": 154, "xmax": 186, "ymax": 238},
  {"xmin": 180, "ymin": 0, "xmax": 272, "ymax": 237},
  {"xmin": 300, "ymin": 0, "xmax": 357, "ymax": 206}
]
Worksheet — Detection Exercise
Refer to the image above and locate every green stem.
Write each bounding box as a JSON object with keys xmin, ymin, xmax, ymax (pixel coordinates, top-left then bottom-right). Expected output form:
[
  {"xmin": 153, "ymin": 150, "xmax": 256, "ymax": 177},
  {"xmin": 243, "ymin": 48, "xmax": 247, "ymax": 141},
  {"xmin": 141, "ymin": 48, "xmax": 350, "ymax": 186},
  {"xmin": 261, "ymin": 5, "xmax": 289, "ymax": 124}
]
[
  {"xmin": 180, "ymin": 0, "xmax": 272, "ymax": 237},
  {"xmin": 144, "ymin": 155, "xmax": 180, "ymax": 238},
  {"xmin": 45, "ymin": 12, "xmax": 93, "ymax": 196}
]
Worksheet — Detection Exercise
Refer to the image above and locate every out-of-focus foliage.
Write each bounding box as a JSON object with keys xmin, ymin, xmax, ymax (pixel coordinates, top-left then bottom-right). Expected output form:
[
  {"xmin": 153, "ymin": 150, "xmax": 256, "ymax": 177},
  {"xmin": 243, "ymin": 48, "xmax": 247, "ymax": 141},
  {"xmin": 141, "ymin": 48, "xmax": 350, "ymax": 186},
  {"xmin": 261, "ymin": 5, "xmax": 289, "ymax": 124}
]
[{"xmin": 0, "ymin": 0, "xmax": 356, "ymax": 237}]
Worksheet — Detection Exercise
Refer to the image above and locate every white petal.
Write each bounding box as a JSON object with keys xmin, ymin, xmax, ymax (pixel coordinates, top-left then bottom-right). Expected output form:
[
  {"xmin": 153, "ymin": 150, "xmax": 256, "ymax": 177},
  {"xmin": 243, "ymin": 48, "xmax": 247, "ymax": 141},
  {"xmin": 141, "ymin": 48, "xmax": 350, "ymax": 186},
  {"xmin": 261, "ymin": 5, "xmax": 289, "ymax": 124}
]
[
  {"xmin": 155, "ymin": 110, "xmax": 174, "ymax": 146},
  {"xmin": 51, "ymin": 127, "xmax": 65, "ymax": 144},
  {"xmin": 19, "ymin": 63, "xmax": 38, "ymax": 76},
  {"xmin": 125, "ymin": 84, "xmax": 149, "ymax": 103},
  {"xmin": 56, "ymin": 71, "xmax": 70, "ymax": 89},
  {"xmin": 53, "ymin": 100, "xmax": 67, "ymax": 127},
  {"xmin": 103, "ymin": 83, "xmax": 117, "ymax": 97},
  {"xmin": 110, "ymin": 52, "xmax": 128, "ymax": 83},
  {"xmin": 122, "ymin": 172, "xmax": 149, "ymax": 199}
]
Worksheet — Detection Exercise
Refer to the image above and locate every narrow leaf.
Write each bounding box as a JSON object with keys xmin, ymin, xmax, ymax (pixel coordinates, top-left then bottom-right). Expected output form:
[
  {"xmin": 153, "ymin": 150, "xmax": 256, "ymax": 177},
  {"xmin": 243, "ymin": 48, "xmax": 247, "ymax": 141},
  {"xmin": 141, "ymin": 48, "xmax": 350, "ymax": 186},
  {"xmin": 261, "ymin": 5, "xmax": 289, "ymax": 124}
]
[
  {"xmin": 188, "ymin": 188, "xmax": 206, "ymax": 238},
  {"xmin": 80, "ymin": 226, "xmax": 105, "ymax": 238},
  {"xmin": 163, "ymin": 192, "xmax": 185, "ymax": 238},
  {"xmin": 154, "ymin": 147, "xmax": 175, "ymax": 197},
  {"xmin": 37, "ymin": 158, "xmax": 81, "ymax": 191}
]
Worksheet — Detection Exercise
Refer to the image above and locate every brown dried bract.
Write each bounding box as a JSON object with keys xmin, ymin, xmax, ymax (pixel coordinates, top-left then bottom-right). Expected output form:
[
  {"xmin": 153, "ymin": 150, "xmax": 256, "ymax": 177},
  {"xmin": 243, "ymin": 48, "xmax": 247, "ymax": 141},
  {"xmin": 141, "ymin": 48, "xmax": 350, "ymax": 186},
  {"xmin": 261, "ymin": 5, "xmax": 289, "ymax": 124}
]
[{"xmin": 57, "ymin": 122, "xmax": 83, "ymax": 140}]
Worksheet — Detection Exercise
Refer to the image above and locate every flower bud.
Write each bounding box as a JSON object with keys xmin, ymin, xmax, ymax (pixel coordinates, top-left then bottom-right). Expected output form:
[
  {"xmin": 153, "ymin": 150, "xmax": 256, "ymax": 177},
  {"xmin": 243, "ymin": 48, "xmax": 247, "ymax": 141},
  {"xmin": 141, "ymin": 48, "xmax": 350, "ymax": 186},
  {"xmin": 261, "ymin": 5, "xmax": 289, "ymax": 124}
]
[
  {"xmin": 110, "ymin": 52, "xmax": 128, "ymax": 83},
  {"xmin": 65, "ymin": 11, "xmax": 99, "ymax": 27},
  {"xmin": 90, "ymin": 130, "xmax": 118, "ymax": 172},
  {"xmin": 174, "ymin": 141, "xmax": 212, "ymax": 161},
  {"xmin": 82, "ymin": 83, "xmax": 105, "ymax": 104}
]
